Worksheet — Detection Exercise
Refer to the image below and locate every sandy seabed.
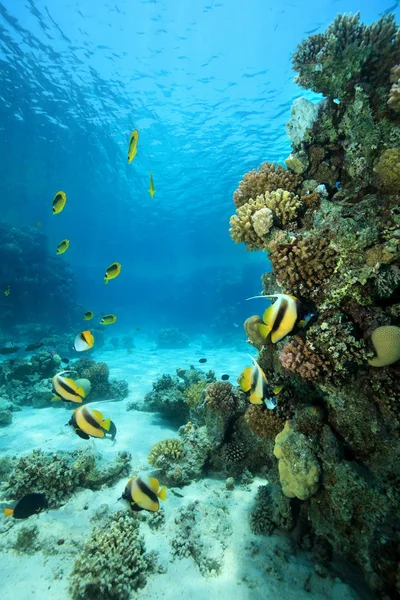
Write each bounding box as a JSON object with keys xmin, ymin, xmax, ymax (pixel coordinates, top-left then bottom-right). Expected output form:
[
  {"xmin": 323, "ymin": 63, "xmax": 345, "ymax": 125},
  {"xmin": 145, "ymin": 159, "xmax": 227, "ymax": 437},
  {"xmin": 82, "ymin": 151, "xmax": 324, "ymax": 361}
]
[{"xmin": 0, "ymin": 342, "xmax": 358, "ymax": 600}]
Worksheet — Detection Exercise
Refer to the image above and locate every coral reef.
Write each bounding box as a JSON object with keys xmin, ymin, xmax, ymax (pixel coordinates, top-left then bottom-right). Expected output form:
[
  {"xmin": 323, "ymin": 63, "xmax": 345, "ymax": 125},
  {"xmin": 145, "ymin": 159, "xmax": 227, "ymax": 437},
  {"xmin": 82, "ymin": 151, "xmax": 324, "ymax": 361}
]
[
  {"xmin": 227, "ymin": 12, "xmax": 400, "ymax": 596},
  {"xmin": 205, "ymin": 381, "xmax": 236, "ymax": 414},
  {"xmin": 69, "ymin": 511, "xmax": 153, "ymax": 600},
  {"xmin": 233, "ymin": 161, "xmax": 299, "ymax": 208},
  {"xmin": 148, "ymin": 438, "xmax": 185, "ymax": 467},
  {"xmin": 250, "ymin": 484, "xmax": 293, "ymax": 535},
  {"xmin": 75, "ymin": 357, "xmax": 129, "ymax": 401},
  {"xmin": 156, "ymin": 328, "xmax": 190, "ymax": 349}
]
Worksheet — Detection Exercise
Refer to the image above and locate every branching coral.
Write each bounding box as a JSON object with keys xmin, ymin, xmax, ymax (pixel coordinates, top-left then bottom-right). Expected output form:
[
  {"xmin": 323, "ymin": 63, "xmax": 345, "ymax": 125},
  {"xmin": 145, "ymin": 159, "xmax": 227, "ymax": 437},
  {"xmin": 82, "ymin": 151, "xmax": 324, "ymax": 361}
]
[
  {"xmin": 69, "ymin": 511, "xmax": 153, "ymax": 600},
  {"xmin": 224, "ymin": 441, "xmax": 247, "ymax": 464},
  {"xmin": 205, "ymin": 381, "xmax": 236, "ymax": 414},
  {"xmin": 184, "ymin": 381, "xmax": 207, "ymax": 408},
  {"xmin": 233, "ymin": 161, "xmax": 299, "ymax": 208},
  {"xmin": 388, "ymin": 64, "xmax": 400, "ymax": 112},
  {"xmin": 264, "ymin": 188, "xmax": 303, "ymax": 227},
  {"xmin": 229, "ymin": 194, "xmax": 271, "ymax": 251},
  {"xmin": 245, "ymin": 405, "xmax": 284, "ymax": 439},
  {"xmin": 251, "ymin": 207, "xmax": 273, "ymax": 238},
  {"xmin": 292, "ymin": 12, "xmax": 399, "ymax": 99},
  {"xmin": 280, "ymin": 336, "xmax": 330, "ymax": 381},
  {"xmin": 269, "ymin": 233, "xmax": 337, "ymax": 299},
  {"xmin": 148, "ymin": 438, "xmax": 185, "ymax": 468}
]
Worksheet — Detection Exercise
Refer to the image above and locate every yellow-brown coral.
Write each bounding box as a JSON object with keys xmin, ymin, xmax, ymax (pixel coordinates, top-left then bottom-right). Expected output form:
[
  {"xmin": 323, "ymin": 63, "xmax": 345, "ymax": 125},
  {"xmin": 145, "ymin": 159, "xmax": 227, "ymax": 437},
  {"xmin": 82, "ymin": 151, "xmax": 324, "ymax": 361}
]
[
  {"xmin": 274, "ymin": 421, "xmax": 321, "ymax": 500},
  {"xmin": 233, "ymin": 161, "xmax": 299, "ymax": 208},
  {"xmin": 205, "ymin": 381, "xmax": 236, "ymax": 414},
  {"xmin": 148, "ymin": 438, "xmax": 185, "ymax": 467},
  {"xmin": 388, "ymin": 65, "xmax": 400, "ymax": 113},
  {"xmin": 265, "ymin": 188, "xmax": 303, "ymax": 227},
  {"xmin": 184, "ymin": 381, "xmax": 207, "ymax": 408},
  {"xmin": 229, "ymin": 195, "xmax": 270, "ymax": 251},
  {"xmin": 245, "ymin": 405, "xmax": 284, "ymax": 439},
  {"xmin": 244, "ymin": 315, "xmax": 265, "ymax": 349},
  {"xmin": 368, "ymin": 325, "xmax": 400, "ymax": 367},
  {"xmin": 251, "ymin": 207, "xmax": 274, "ymax": 237},
  {"xmin": 373, "ymin": 148, "xmax": 400, "ymax": 192},
  {"xmin": 269, "ymin": 233, "xmax": 337, "ymax": 298}
]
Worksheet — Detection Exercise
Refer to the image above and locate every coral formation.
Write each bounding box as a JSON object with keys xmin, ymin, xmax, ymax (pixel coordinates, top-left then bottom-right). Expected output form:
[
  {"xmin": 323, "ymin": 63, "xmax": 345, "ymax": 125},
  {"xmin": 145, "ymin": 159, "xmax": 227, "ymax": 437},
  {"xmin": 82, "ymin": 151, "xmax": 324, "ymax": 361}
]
[
  {"xmin": 368, "ymin": 325, "xmax": 400, "ymax": 366},
  {"xmin": 233, "ymin": 161, "xmax": 299, "ymax": 208},
  {"xmin": 184, "ymin": 380, "xmax": 207, "ymax": 408},
  {"xmin": 205, "ymin": 381, "xmax": 236, "ymax": 414},
  {"xmin": 373, "ymin": 148, "xmax": 400, "ymax": 192},
  {"xmin": 244, "ymin": 315, "xmax": 265, "ymax": 349},
  {"xmin": 250, "ymin": 485, "xmax": 293, "ymax": 535},
  {"xmin": 274, "ymin": 421, "xmax": 321, "ymax": 500},
  {"xmin": 156, "ymin": 328, "xmax": 190, "ymax": 349},
  {"xmin": 75, "ymin": 357, "xmax": 129, "ymax": 401},
  {"xmin": 148, "ymin": 438, "xmax": 185, "ymax": 467},
  {"xmin": 388, "ymin": 64, "xmax": 400, "ymax": 113},
  {"xmin": 69, "ymin": 511, "xmax": 153, "ymax": 600},
  {"xmin": 245, "ymin": 405, "xmax": 284, "ymax": 439}
]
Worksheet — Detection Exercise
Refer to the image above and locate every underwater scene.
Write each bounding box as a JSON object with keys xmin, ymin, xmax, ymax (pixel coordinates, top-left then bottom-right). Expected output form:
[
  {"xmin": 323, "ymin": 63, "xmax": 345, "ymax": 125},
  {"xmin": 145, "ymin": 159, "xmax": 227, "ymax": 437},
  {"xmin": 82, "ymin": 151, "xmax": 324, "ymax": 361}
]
[{"xmin": 0, "ymin": 0, "xmax": 400, "ymax": 599}]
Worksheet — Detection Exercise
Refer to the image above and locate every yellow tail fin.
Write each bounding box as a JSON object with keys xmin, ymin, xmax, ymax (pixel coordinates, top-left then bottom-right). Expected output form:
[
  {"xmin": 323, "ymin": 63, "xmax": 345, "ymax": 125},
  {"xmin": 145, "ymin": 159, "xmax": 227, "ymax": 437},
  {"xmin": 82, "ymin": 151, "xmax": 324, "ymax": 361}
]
[
  {"xmin": 101, "ymin": 417, "xmax": 111, "ymax": 431},
  {"xmin": 158, "ymin": 486, "xmax": 167, "ymax": 501},
  {"xmin": 4, "ymin": 508, "xmax": 14, "ymax": 517}
]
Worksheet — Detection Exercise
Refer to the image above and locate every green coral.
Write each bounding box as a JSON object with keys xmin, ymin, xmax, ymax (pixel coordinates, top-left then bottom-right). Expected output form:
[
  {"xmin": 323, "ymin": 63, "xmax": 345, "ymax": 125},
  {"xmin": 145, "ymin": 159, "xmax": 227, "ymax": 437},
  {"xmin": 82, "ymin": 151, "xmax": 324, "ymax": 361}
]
[
  {"xmin": 69, "ymin": 511, "xmax": 153, "ymax": 600},
  {"xmin": 184, "ymin": 381, "xmax": 207, "ymax": 408},
  {"xmin": 148, "ymin": 438, "xmax": 185, "ymax": 468}
]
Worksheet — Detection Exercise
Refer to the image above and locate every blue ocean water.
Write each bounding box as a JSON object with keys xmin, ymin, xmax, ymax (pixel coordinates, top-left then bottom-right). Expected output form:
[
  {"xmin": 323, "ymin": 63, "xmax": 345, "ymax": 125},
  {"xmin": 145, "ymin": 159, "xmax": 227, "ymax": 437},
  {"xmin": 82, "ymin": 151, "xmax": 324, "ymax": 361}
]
[{"xmin": 0, "ymin": 0, "xmax": 395, "ymax": 340}]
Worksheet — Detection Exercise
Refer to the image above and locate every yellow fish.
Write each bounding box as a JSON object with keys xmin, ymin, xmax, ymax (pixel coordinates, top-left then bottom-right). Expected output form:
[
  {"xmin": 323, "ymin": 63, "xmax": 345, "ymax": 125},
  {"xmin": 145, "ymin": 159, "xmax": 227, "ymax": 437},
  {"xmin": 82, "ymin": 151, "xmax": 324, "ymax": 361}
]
[
  {"xmin": 4, "ymin": 286, "xmax": 10, "ymax": 297},
  {"xmin": 73, "ymin": 330, "xmax": 95, "ymax": 352},
  {"xmin": 69, "ymin": 406, "xmax": 117, "ymax": 440},
  {"xmin": 247, "ymin": 293, "xmax": 310, "ymax": 344},
  {"xmin": 100, "ymin": 314, "xmax": 117, "ymax": 325},
  {"xmin": 239, "ymin": 355, "xmax": 281, "ymax": 410},
  {"xmin": 122, "ymin": 475, "xmax": 167, "ymax": 512},
  {"xmin": 148, "ymin": 171, "xmax": 155, "ymax": 198},
  {"xmin": 127, "ymin": 129, "xmax": 139, "ymax": 164},
  {"xmin": 52, "ymin": 372, "xmax": 86, "ymax": 403},
  {"xmin": 83, "ymin": 311, "xmax": 94, "ymax": 321},
  {"xmin": 52, "ymin": 191, "xmax": 67, "ymax": 214},
  {"xmin": 104, "ymin": 262, "xmax": 121, "ymax": 284},
  {"xmin": 57, "ymin": 239, "xmax": 70, "ymax": 255}
]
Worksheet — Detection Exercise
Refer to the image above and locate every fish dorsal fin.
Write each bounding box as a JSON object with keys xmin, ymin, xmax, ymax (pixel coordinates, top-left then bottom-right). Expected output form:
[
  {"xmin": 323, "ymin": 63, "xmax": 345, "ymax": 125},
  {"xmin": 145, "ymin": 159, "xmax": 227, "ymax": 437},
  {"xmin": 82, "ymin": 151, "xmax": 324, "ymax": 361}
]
[
  {"xmin": 148, "ymin": 477, "xmax": 160, "ymax": 493},
  {"xmin": 239, "ymin": 366, "xmax": 252, "ymax": 392},
  {"xmin": 91, "ymin": 409, "xmax": 104, "ymax": 423}
]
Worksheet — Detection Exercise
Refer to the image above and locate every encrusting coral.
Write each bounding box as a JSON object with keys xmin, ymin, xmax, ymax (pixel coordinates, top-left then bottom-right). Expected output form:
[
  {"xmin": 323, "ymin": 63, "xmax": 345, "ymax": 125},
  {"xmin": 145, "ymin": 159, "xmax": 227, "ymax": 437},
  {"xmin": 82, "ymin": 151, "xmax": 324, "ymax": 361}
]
[
  {"xmin": 373, "ymin": 148, "xmax": 400, "ymax": 192},
  {"xmin": 69, "ymin": 511, "xmax": 153, "ymax": 600}
]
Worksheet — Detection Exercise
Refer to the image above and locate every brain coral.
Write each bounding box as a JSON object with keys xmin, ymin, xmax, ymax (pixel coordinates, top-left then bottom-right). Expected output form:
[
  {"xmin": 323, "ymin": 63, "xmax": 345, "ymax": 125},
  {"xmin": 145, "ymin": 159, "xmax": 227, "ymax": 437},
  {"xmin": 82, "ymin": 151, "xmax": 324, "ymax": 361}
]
[
  {"xmin": 368, "ymin": 325, "xmax": 400, "ymax": 367},
  {"xmin": 274, "ymin": 421, "xmax": 321, "ymax": 501},
  {"xmin": 69, "ymin": 511, "xmax": 152, "ymax": 600},
  {"xmin": 233, "ymin": 161, "xmax": 299, "ymax": 208}
]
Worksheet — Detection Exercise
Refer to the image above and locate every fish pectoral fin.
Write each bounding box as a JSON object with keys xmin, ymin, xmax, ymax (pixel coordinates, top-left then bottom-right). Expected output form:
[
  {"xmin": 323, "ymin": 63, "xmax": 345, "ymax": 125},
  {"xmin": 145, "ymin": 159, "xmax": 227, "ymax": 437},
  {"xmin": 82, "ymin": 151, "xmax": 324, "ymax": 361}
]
[
  {"xmin": 249, "ymin": 392, "xmax": 263, "ymax": 405},
  {"xmin": 148, "ymin": 477, "xmax": 160, "ymax": 493},
  {"xmin": 4, "ymin": 508, "xmax": 14, "ymax": 517},
  {"xmin": 75, "ymin": 428, "xmax": 90, "ymax": 440},
  {"xmin": 101, "ymin": 417, "xmax": 111, "ymax": 431},
  {"xmin": 158, "ymin": 486, "xmax": 167, "ymax": 501},
  {"xmin": 258, "ymin": 324, "xmax": 271, "ymax": 339}
]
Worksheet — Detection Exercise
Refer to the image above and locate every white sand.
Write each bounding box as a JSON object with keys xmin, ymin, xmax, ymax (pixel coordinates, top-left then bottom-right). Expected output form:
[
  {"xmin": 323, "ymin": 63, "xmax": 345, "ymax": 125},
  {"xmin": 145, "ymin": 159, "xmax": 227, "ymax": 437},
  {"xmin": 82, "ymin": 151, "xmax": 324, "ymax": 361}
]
[{"xmin": 0, "ymin": 343, "xmax": 359, "ymax": 600}]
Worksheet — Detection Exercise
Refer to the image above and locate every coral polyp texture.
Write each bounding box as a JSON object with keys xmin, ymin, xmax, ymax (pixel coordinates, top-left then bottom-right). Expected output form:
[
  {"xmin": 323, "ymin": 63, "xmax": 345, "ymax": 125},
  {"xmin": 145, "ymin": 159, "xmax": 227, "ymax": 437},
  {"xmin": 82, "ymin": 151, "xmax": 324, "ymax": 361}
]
[{"xmin": 229, "ymin": 11, "xmax": 400, "ymax": 597}]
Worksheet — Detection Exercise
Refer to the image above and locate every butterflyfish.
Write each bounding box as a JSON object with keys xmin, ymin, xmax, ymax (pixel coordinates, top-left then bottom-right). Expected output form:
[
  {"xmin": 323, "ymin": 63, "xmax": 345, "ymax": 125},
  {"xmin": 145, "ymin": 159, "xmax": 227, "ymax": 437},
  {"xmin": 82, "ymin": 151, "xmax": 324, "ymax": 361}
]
[
  {"xmin": 246, "ymin": 293, "xmax": 308, "ymax": 343},
  {"xmin": 83, "ymin": 311, "xmax": 94, "ymax": 321},
  {"xmin": 148, "ymin": 171, "xmax": 155, "ymax": 198},
  {"xmin": 239, "ymin": 355, "xmax": 281, "ymax": 410},
  {"xmin": 4, "ymin": 493, "xmax": 48, "ymax": 519},
  {"xmin": 52, "ymin": 191, "xmax": 67, "ymax": 214},
  {"xmin": 127, "ymin": 129, "xmax": 139, "ymax": 164},
  {"xmin": 122, "ymin": 475, "xmax": 167, "ymax": 512},
  {"xmin": 57, "ymin": 239, "xmax": 70, "ymax": 255},
  {"xmin": 104, "ymin": 262, "xmax": 121, "ymax": 284},
  {"xmin": 52, "ymin": 372, "xmax": 86, "ymax": 403},
  {"xmin": 4, "ymin": 285, "xmax": 10, "ymax": 296},
  {"xmin": 100, "ymin": 314, "xmax": 117, "ymax": 325},
  {"xmin": 73, "ymin": 330, "xmax": 95, "ymax": 352},
  {"xmin": 69, "ymin": 405, "xmax": 117, "ymax": 440}
]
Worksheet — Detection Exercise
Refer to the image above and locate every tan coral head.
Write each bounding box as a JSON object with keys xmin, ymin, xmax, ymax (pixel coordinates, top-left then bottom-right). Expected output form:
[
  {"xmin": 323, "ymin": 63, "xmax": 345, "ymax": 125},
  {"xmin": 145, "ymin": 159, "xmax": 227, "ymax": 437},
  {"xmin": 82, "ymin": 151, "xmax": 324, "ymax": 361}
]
[{"xmin": 368, "ymin": 325, "xmax": 400, "ymax": 367}]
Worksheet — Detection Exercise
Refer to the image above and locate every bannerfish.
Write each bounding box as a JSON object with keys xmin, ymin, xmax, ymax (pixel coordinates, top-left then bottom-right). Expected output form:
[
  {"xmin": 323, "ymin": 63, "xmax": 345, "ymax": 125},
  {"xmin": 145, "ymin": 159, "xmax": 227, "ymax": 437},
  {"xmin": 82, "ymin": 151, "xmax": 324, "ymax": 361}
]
[
  {"xmin": 61, "ymin": 357, "xmax": 70, "ymax": 364},
  {"xmin": 83, "ymin": 311, "xmax": 94, "ymax": 321},
  {"xmin": 127, "ymin": 129, "xmax": 139, "ymax": 164},
  {"xmin": 52, "ymin": 191, "xmax": 67, "ymax": 214},
  {"xmin": 122, "ymin": 475, "xmax": 167, "ymax": 512},
  {"xmin": 69, "ymin": 405, "xmax": 117, "ymax": 440},
  {"xmin": 100, "ymin": 314, "xmax": 117, "ymax": 325},
  {"xmin": 104, "ymin": 262, "xmax": 121, "ymax": 285},
  {"xmin": 25, "ymin": 342, "xmax": 44, "ymax": 352},
  {"xmin": 57, "ymin": 239, "xmax": 70, "ymax": 255},
  {"xmin": 73, "ymin": 330, "xmax": 94, "ymax": 352},
  {"xmin": 239, "ymin": 355, "xmax": 280, "ymax": 410},
  {"xmin": 221, "ymin": 374, "xmax": 230, "ymax": 381},
  {"xmin": 199, "ymin": 358, "xmax": 207, "ymax": 363},
  {"xmin": 148, "ymin": 171, "xmax": 155, "ymax": 198},
  {"xmin": 52, "ymin": 372, "xmax": 86, "ymax": 403},
  {"xmin": 0, "ymin": 343, "xmax": 19, "ymax": 355},
  {"xmin": 246, "ymin": 293, "xmax": 310, "ymax": 343},
  {"xmin": 4, "ymin": 285, "xmax": 10, "ymax": 296},
  {"xmin": 4, "ymin": 492, "xmax": 48, "ymax": 519}
]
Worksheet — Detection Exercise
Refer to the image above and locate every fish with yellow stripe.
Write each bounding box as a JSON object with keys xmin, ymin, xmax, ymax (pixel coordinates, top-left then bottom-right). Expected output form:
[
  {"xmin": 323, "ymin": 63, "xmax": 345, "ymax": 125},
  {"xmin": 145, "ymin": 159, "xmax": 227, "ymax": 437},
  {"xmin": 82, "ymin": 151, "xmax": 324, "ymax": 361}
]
[
  {"xmin": 57, "ymin": 239, "xmax": 70, "ymax": 255},
  {"xmin": 239, "ymin": 355, "xmax": 283, "ymax": 410},
  {"xmin": 127, "ymin": 129, "xmax": 139, "ymax": 164},
  {"xmin": 122, "ymin": 475, "xmax": 167, "ymax": 512},
  {"xmin": 73, "ymin": 330, "xmax": 95, "ymax": 351},
  {"xmin": 69, "ymin": 405, "xmax": 117, "ymax": 440},
  {"xmin": 246, "ymin": 293, "xmax": 312, "ymax": 343},
  {"xmin": 52, "ymin": 191, "xmax": 67, "ymax": 214},
  {"xmin": 100, "ymin": 314, "xmax": 117, "ymax": 325},
  {"xmin": 52, "ymin": 371, "xmax": 86, "ymax": 403},
  {"xmin": 104, "ymin": 262, "xmax": 121, "ymax": 284},
  {"xmin": 148, "ymin": 171, "xmax": 155, "ymax": 198}
]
